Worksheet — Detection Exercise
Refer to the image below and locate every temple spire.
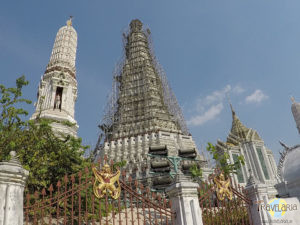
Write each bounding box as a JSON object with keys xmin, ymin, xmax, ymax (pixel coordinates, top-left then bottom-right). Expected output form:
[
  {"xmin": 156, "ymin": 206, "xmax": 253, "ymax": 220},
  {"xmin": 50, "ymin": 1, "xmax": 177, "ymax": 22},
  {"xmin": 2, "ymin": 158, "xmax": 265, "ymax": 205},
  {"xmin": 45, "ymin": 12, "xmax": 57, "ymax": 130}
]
[{"xmin": 30, "ymin": 19, "xmax": 79, "ymax": 137}]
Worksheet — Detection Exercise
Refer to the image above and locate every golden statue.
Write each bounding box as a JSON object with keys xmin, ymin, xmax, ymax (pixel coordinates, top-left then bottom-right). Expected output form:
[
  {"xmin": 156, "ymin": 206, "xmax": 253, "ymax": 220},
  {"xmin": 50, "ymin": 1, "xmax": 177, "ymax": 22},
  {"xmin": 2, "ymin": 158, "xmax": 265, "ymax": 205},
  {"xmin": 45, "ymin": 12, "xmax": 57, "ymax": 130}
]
[
  {"xmin": 214, "ymin": 172, "xmax": 233, "ymax": 201},
  {"xmin": 92, "ymin": 164, "xmax": 121, "ymax": 199}
]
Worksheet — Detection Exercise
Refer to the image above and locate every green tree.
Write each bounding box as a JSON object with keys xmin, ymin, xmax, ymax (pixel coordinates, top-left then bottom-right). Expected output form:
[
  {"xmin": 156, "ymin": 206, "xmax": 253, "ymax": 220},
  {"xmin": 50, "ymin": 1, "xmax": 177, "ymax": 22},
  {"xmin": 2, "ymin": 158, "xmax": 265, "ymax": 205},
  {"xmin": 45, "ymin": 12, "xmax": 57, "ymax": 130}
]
[
  {"xmin": 206, "ymin": 142, "xmax": 245, "ymax": 178},
  {"xmin": 0, "ymin": 76, "xmax": 91, "ymax": 192},
  {"xmin": 189, "ymin": 163, "xmax": 203, "ymax": 182}
]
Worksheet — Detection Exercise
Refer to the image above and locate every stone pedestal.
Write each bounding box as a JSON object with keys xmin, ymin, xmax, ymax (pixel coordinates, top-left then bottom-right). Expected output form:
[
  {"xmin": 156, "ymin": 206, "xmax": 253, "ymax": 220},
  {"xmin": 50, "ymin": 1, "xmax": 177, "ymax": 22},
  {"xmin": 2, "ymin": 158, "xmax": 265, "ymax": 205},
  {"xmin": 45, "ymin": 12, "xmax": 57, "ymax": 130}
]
[
  {"xmin": 0, "ymin": 151, "xmax": 29, "ymax": 225},
  {"xmin": 245, "ymin": 174, "xmax": 271, "ymax": 225},
  {"xmin": 166, "ymin": 174, "xmax": 203, "ymax": 225}
]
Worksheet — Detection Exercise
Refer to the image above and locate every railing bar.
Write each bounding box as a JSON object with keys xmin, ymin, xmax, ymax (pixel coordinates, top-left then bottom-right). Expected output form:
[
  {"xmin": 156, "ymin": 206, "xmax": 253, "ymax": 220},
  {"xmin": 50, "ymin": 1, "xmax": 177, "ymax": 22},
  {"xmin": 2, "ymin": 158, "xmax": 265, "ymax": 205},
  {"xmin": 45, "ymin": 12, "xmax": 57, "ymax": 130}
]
[
  {"xmin": 64, "ymin": 180, "xmax": 68, "ymax": 225},
  {"xmin": 141, "ymin": 189, "xmax": 146, "ymax": 225},
  {"xmin": 153, "ymin": 195, "xmax": 158, "ymax": 225},
  {"xmin": 146, "ymin": 189, "xmax": 152, "ymax": 225},
  {"xmin": 232, "ymin": 180, "xmax": 239, "ymax": 225},
  {"xmin": 158, "ymin": 197, "xmax": 163, "ymax": 225},
  {"xmin": 78, "ymin": 173, "xmax": 82, "ymax": 225},
  {"xmin": 124, "ymin": 182, "xmax": 128, "ymax": 225},
  {"xmin": 33, "ymin": 192, "xmax": 38, "ymax": 225},
  {"xmin": 211, "ymin": 178, "xmax": 218, "ymax": 225},
  {"xmin": 49, "ymin": 188, "xmax": 53, "ymax": 225},
  {"xmin": 99, "ymin": 197, "xmax": 102, "ymax": 225},
  {"xmin": 118, "ymin": 190, "xmax": 122, "ymax": 225},
  {"xmin": 71, "ymin": 178, "xmax": 74, "ymax": 225},
  {"xmin": 85, "ymin": 173, "xmax": 89, "ymax": 224},
  {"xmin": 222, "ymin": 198, "xmax": 229, "ymax": 225},
  {"xmin": 56, "ymin": 185, "xmax": 60, "ymax": 225},
  {"xmin": 105, "ymin": 194, "xmax": 109, "ymax": 225},
  {"xmin": 112, "ymin": 199, "xmax": 116, "ymax": 225},
  {"xmin": 92, "ymin": 194, "xmax": 95, "ymax": 225},
  {"xmin": 135, "ymin": 183, "xmax": 141, "ymax": 225},
  {"xmin": 206, "ymin": 182, "xmax": 214, "ymax": 225},
  {"xmin": 129, "ymin": 179, "xmax": 134, "ymax": 225}
]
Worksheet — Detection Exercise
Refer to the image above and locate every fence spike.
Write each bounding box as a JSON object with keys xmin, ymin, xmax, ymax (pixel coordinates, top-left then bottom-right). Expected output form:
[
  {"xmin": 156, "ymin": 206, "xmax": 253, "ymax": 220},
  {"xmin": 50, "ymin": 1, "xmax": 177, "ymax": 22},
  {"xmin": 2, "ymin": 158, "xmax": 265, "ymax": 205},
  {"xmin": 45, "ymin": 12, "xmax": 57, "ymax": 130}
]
[
  {"xmin": 48, "ymin": 184, "xmax": 54, "ymax": 192},
  {"xmin": 70, "ymin": 174, "xmax": 75, "ymax": 183},
  {"xmin": 41, "ymin": 188, "xmax": 46, "ymax": 196},
  {"xmin": 34, "ymin": 191, "xmax": 39, "ymax": 199},
  {"xmin": 57, "ymin": 180, "xmax": 61, "ymax": 188},
  {"xmin": 64, "ymin": 174, "xmax": 68, "ymax": 183}
]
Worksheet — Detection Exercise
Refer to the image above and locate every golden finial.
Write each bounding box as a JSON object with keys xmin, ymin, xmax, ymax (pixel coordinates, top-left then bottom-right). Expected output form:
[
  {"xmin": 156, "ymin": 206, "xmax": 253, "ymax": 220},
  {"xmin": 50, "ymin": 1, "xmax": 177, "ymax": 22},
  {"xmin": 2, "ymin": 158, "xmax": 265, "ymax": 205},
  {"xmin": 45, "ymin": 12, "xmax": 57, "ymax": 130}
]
[{"xmin": 67, "ymin": 16, "xmax": 73, "ymax": 26}]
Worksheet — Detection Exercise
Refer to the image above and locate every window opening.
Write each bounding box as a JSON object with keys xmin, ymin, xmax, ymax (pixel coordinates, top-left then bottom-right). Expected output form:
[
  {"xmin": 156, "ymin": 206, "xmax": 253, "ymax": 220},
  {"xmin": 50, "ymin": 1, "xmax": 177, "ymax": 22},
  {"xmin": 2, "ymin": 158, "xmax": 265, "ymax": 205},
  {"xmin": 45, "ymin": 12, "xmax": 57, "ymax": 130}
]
[{"xmin": 54, "ymin": 87, "xmax": 63, "ymax": 110}]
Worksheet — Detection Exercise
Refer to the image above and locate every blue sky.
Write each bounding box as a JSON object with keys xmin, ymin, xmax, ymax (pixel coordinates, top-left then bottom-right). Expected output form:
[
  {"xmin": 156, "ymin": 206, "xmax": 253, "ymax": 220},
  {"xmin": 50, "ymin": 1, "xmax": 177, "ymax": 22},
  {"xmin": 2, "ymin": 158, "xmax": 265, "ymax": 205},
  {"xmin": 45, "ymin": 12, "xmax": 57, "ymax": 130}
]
[{"xmin": 1, "ymin": 0, "xmax": 300, "ymax": 163}]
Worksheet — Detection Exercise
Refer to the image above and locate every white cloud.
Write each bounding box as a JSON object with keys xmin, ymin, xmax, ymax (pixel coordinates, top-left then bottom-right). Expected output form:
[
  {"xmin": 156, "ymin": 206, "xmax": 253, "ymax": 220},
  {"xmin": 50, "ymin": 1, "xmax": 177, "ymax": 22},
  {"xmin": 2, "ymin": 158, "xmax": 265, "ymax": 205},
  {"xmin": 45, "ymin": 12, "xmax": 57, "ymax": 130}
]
[
  {"xmin": 232, "ymin": 85, "xmax": 245, "ymax": 94},
  {"xmin": 202, "ymin": 85, "xmax": 231, "ymax": 105},
  {"xmin": 187, "ymin": 103, "xmax": 223, "ymax": 126},
  {"xmin": 245, "ymin": 89, "xmax": 268, "ymax": 104},
  {"xmin": 188, "ymin": 84, "xmax": 246, "ymax": 126}
]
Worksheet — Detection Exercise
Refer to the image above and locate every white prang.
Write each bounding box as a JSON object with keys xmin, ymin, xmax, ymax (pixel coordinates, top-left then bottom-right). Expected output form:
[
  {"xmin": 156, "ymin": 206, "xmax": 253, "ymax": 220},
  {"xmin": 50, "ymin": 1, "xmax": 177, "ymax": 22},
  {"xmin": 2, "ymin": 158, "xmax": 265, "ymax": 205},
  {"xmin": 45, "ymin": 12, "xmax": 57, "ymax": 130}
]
[{"xmin": 30, "ymin": 18, "xmax": 78, "ymax": 137}]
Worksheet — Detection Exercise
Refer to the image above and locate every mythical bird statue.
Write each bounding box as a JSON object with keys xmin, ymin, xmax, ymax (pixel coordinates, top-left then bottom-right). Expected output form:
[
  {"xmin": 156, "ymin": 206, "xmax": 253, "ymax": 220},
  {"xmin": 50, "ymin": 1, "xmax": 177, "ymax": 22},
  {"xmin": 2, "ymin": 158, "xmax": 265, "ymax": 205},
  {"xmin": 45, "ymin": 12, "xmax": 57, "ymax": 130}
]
[
  {"xmin": 214, "ymin": 172, "xmax": 233, "ymax": 201},
  {"xmin": 92, "ymin": 164, "xmax": 121, "ymax": 199}
]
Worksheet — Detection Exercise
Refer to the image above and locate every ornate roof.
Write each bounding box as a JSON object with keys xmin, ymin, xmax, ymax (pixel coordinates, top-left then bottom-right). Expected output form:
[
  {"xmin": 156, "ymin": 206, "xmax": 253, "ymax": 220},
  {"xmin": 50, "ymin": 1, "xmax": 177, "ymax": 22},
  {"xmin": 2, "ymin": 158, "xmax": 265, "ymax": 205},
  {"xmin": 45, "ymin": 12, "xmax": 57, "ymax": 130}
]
[{"xmin": 220, "ymin": 104, "xmax": 262, "ymax": 147}]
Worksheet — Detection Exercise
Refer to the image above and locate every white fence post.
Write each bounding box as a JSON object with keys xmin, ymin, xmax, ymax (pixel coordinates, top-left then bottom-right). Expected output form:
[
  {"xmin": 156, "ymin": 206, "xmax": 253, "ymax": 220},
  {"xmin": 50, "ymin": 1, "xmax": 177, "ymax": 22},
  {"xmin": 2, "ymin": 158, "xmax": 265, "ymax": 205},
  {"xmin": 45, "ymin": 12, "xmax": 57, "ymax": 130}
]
[
  {"xmin": 245, "ymin": 173, "xmax": 272, "ymax": 225},
  {"xmin": 166, "ymin": 174, "xmax": 203, "ymax": 225},
  {"xmin": 0, "ymin": 151, "xmax": 29, "ymax": 225}
]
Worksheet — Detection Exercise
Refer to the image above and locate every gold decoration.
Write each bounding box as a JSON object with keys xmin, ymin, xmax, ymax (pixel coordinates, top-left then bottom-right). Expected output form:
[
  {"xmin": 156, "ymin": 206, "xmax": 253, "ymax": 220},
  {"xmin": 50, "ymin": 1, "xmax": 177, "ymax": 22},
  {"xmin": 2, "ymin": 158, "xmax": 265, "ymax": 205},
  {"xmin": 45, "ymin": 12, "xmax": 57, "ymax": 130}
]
[
  {"xmin": 92, "ymin": 164, "xmax": 121, "ymax": 199},
  {"xmin": 214, "ymin": 172, "xmax": 233, "ymax": 201}
]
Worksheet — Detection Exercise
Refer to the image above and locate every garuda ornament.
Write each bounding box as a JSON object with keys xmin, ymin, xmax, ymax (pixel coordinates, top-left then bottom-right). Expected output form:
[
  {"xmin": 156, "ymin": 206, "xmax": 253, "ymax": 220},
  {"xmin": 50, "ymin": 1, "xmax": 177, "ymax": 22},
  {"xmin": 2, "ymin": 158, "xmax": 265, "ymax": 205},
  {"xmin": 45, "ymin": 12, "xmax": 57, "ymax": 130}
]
[
  {"xmin": 92, "ymin": 164, "xmax": 121, "ymax": 199},
  {"xmin": 214, "ymin": 172, "xmax": 233, "ymax": 201}
]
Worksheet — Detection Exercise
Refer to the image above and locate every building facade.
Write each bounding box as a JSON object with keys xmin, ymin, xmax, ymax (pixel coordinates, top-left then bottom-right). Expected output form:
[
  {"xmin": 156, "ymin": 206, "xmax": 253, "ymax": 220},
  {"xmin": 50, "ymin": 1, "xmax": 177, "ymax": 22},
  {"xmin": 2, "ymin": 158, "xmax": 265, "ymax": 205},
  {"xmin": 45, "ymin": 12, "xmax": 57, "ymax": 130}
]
[
  {"xmin": 30, "ymin": 18, "xmax": 79, "ymax": 137},
  {"xmin": 216, "ymin": 105, "xmax": 278, "ymax": 198},
  {"xmin": 95, "ymin": 19, "xmax": 209, "ymax": 190}
]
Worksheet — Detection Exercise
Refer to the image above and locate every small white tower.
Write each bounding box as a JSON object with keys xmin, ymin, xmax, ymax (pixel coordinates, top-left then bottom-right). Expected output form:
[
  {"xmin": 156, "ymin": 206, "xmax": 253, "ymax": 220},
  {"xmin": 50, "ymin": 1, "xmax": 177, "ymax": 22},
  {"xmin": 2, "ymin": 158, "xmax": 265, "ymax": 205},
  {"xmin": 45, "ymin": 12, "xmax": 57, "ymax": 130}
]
[{"xmin": 31, "ymin": 17, "xmax": 79, "ymax": 136}]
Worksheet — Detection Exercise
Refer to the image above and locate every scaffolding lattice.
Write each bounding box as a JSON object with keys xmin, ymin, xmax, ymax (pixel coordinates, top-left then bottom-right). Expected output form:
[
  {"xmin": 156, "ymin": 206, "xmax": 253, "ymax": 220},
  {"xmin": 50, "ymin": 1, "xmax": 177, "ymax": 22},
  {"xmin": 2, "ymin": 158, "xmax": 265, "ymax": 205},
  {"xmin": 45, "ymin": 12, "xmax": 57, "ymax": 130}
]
[{"xmin": 98, "ymin": 23, "xmax": 189, "ymax": 148}]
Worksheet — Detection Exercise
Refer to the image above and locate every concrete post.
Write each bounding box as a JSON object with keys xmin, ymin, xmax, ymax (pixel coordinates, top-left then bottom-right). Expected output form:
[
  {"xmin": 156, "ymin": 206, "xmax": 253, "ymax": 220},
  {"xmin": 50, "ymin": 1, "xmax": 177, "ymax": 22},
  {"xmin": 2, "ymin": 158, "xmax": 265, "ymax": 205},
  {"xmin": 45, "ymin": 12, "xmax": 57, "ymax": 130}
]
[
  {"xmin": 0, "ymin": 151, "xmax": 29, "ymax": 225},
  {"xmin": 166, "ymin": 174, "xmax": 203, "ymax": 225},
  {"xmin": 245, "ymin": 173, "xmax": 272, "ymax": 225}
]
